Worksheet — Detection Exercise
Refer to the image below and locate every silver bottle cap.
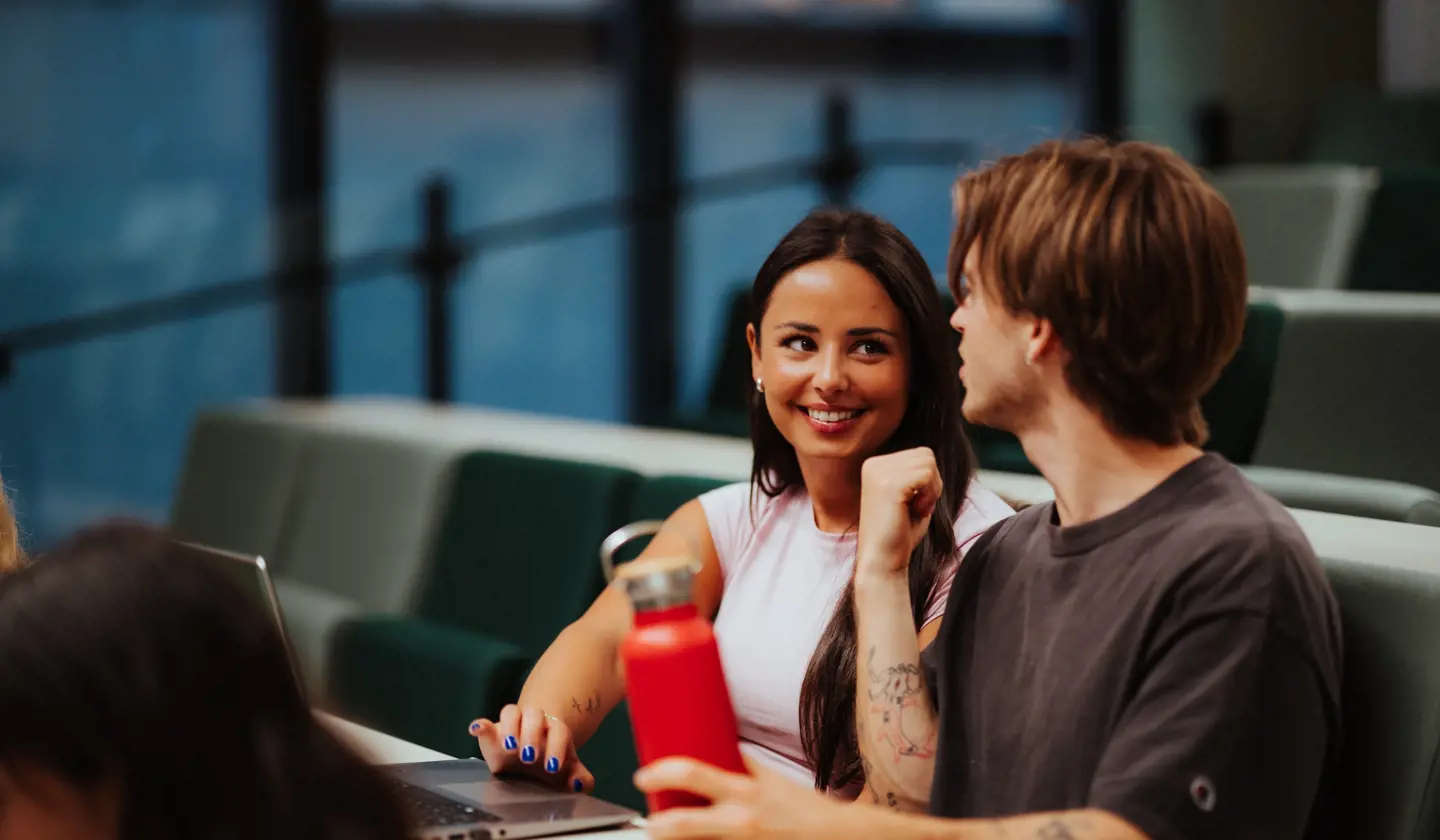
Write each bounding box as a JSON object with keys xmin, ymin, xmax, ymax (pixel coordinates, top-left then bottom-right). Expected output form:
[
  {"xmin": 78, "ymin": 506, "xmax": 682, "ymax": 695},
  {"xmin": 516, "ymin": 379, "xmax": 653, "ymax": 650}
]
[{"xmin": 617, "ymin": 555, "xmax": 699, "ymax": 612}]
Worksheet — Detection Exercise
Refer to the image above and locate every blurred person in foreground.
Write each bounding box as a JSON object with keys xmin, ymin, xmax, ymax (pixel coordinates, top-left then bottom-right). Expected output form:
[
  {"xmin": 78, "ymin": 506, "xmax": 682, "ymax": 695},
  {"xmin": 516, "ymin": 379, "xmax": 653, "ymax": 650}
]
[
  {"xmin": 0, "ymin": 472, "xmax": 20, "ymax": 573},
  {"xmin": 0, "ymin": 520, "xmax": 411, "ymax": 840},
  {"xmin": 633, "ymin": 138, "xmax": 1343, "ymax": 840}
]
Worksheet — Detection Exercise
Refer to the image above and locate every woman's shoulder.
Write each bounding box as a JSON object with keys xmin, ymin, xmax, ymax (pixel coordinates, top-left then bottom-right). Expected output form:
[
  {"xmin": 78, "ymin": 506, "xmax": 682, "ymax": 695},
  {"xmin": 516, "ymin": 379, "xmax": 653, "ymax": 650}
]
[
  {"xmin": 954, "ymin": 478, "xmax": 1016, "ymax": 546},
  {"xmin": 697, "ymin": 479, "xmax": 803, "ymax": 572}
]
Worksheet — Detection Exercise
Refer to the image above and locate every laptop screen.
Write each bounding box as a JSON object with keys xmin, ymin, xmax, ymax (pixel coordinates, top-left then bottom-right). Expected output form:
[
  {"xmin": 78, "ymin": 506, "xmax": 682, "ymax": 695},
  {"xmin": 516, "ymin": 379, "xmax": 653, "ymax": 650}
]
[{"xmin": 169, "ymin": 540, "xmax": 305, "ymax": 697}]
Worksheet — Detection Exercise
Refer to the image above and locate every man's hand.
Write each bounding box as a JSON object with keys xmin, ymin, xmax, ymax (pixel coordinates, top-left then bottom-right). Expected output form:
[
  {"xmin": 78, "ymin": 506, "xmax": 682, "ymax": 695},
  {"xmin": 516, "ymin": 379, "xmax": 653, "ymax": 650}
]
[
  {"xmin": 634, "ymin": 757, "xmax": 878, "ymax": 840},
  {"xmin": 858, "ymin": 448, "xmax": 943, "ymax": 578}
]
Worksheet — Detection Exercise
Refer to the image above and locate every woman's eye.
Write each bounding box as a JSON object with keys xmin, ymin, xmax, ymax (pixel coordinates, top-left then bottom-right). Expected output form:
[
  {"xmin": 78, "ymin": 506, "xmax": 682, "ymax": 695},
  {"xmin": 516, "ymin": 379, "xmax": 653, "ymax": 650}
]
[
  {"xmin": 855, "ymin": 340, "xmax": 889, "ymax": 356},
  {"xmin": 781, "ymin": 335, "xmax": 815, "ymax": 352}
]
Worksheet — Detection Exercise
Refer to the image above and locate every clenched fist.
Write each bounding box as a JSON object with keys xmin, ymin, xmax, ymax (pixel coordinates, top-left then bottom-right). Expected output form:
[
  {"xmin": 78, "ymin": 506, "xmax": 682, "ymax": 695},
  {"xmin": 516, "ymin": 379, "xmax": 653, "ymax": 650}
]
[{"xmin": 857, "ymin": 448, "xmax": 943, "ymax": 579}]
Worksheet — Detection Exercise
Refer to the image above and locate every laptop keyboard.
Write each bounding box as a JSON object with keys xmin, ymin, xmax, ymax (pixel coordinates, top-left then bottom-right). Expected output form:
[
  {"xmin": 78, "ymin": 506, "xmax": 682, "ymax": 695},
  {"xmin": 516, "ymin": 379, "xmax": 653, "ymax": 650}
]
[{"xmin": 389, "ymin": 778, "xmax": 504, "ymax": 828}]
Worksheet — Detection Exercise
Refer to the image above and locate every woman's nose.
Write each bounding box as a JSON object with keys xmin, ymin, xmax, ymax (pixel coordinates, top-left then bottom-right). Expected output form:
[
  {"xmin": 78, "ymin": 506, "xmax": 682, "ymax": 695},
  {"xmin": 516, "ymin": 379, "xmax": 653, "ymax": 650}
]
[{"xmin": 811, "ymin": 347, "xmax": 848, "ymax": 394}]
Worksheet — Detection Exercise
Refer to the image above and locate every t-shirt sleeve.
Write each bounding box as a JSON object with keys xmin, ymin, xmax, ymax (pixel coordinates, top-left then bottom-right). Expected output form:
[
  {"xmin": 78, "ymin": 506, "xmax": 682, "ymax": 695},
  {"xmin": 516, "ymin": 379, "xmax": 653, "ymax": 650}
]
[
  {"xmin": 696, "ymin": 481, "xmax": 757, "ymax": 580},
  {"xmin": 1087, "ymin": 611, "xmax": 1334, "ymax": 840}
]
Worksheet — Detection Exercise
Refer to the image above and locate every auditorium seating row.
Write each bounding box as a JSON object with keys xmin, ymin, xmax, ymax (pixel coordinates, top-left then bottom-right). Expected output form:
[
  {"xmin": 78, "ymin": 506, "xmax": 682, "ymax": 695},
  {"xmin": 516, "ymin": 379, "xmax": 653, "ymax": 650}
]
[
  {"xmin": 1207, "ymin": 91, "xmax": 1440, "ymax": 293},
  {"xmin": 170, "ymin": 400, "xmax": 1440, "ymax": 834},
  {"xmin": 683, "ymin": 285, "xmax": 1440, "ymax": 512}
]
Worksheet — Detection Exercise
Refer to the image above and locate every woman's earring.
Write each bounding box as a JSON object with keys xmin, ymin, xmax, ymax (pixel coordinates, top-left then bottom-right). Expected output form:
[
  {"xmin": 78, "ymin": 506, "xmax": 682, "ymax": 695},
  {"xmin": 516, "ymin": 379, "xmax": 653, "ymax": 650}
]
[{"xmin": 754, "ymin": 377, "xmax": 764, "ymax": 394}]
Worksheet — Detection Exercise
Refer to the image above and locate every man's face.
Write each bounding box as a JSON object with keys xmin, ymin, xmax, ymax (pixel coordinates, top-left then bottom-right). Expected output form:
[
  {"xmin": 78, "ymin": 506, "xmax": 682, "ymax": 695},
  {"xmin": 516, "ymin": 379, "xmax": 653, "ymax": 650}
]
[{"xmin": 949, "ymin": 248, "xmax": 1043, "ymax": 432}]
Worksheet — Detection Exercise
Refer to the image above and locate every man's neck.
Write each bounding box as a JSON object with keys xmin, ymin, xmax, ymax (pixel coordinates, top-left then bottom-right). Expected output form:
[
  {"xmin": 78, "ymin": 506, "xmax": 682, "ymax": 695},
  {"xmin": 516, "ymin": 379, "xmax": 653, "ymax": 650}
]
[{"xmin": 1017, "ymin": 402, "xmax": 1205, "ymax": 527}]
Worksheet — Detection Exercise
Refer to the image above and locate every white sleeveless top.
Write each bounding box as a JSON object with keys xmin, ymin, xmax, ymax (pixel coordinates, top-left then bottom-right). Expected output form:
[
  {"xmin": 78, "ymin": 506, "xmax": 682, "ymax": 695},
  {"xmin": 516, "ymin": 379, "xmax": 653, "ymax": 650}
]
[{"xmin": 698, "ymin": 480, "xmax": 1013, "ymax": 797}]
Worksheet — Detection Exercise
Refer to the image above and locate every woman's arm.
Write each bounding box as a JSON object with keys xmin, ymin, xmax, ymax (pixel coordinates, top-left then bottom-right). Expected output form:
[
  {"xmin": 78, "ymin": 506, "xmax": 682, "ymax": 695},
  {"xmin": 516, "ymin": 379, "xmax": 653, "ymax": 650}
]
[{"xmin": 471, "ymin": 499, "xmax": 723, "ymax": 790}]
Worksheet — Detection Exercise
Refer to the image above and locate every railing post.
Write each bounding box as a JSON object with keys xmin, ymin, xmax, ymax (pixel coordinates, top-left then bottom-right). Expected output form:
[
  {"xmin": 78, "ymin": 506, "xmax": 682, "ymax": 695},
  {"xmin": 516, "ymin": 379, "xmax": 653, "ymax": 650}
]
[
  {"xmin": 412, "ymin": 177, "xmax": 464, "ymax": 404},
  {"xmin": 271, "ymin": 0, "xmax": 331, "ymax": 398},
  {"xmin": 818, "ymin": 91, "xmax": 862, "ymax": 207},
  {"xmin": 616, "ymin": 0, "xmax": 682, "ymax": 427}
]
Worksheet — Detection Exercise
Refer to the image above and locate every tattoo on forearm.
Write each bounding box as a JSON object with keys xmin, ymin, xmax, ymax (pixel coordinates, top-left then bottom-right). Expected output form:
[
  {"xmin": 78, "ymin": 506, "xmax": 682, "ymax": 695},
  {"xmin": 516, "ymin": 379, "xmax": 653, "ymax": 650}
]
[
  {"xmin": 865, "ymin": 647, "xmax": 937, "ymax": 761},
  {"xmin": 1035, "ymin": 818, "xmax": 1088, "ymax": 840},
  {"xmin": 570, "ymin": 692, "xmax": 601, "ymax": 716},
  {"xmin": 860, "ymin": 735, "xmax": 902, "ymax": 809}
]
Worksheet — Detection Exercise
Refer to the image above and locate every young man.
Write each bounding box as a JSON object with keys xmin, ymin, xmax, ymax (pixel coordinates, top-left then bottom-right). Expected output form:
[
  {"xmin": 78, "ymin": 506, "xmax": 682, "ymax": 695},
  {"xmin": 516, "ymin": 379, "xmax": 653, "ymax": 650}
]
[{"xmin": 633, "ymin": 138, "xmax": 1343, "ymax": 840}]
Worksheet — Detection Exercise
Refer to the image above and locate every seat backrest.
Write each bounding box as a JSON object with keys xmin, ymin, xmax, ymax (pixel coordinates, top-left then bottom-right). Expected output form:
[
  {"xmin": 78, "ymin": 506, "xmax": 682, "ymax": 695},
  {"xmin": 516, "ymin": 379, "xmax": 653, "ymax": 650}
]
[
  {"xmin": 277, "ymin": 429, "xmax": 468, "ymax": 613},
  {"xmin": 1293, "ymin": 509, "xmax": 1440, "ymax": 840},
  {"xmin": 1345, "ymin": 167, "xmax": 1440, "ymax": 294},
  {"xmin": 1209, "ymin": 164, "xmax": 1378, "ymax": 290},
  {"xmin": 169, "ymin": 408, "xmax": 309, "ymax": 570},
  {"xmin": 606, "ymin": 474, "xmax": 734, "ymax": 567},
  {"xmin": 1242, "ymin": 466, "xmax": 1440, "ymax": 527},
  {"xmin": 1199, "ymin": 299, "xmax": 1286, "ymax": 464},
  {"xmin": 416, "ymin": 451, "xmax": 639, "ymax": 652},
  {"xmin": 1308, "ymin": 92, "xmax": 1440, "ymax": 169},
  {"xmin": 1251, "ymin": 289, "xmax": 1440, "ymax": 494}
]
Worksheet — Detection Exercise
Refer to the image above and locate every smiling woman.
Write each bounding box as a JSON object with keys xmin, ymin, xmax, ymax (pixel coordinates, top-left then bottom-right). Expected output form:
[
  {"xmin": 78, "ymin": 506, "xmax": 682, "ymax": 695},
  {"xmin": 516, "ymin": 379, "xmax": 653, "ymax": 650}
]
[
  {"xmin": 467, "ymin": 209, "xmax": 1013, "ymax": 805},
  {"xmin": 740, "ymin": 209, "xmax": 1011, "ymax": 795}
]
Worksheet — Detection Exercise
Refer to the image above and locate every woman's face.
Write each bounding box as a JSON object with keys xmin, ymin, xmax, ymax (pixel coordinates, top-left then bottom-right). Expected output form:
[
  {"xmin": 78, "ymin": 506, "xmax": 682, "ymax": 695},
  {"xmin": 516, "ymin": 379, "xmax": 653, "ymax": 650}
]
[
  {"xmin": 748, "ymin": 258, "xmax": 911, "ymax": 467},
  {"xmin": 0, "ymin": 764, "xmax": 118, "ymax": 840}
]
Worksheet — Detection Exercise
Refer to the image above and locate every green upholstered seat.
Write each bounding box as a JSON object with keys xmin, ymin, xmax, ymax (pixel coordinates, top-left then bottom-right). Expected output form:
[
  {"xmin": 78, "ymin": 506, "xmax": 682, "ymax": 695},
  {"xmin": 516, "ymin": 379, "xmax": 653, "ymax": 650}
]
[
  {"xmin": 1199, "ymin": 299, "xmax": 1285, "ymax": 464},
  {"xmin": 328, "ymin": 451, "xmax": 641, "ymax": 801},
  {"xmin": 328, "ymin": 616, "xmax": 529, "ymax": 759},
  {"xmin": 414, "ymin": 451, "xmax": 640, "ymax": 650},
  {"xmin": 1296, "ymin": 510, "xmax": 1440, "ymax": 840},
  {"xmin": 1345, "ymin": 168, "xmax": 1440, "ymax": 294},
  {"xmin": 1308, "ymin": 92, "xmax": 1440, "ymax": 169},
  {"xmin": 272, "ymin": 430, "xmax": 469, "ymax": 697},
  {"xmin": 1250, "ymin": 289, "xmax": 1440, "ymax": 495}
]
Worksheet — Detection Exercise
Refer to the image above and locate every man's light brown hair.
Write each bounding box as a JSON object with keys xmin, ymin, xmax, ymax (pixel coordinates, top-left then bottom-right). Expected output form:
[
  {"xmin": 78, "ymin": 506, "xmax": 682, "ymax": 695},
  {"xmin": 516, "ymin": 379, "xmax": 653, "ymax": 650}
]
[{"xmin": 949, "ymin": 137, "xmax": 1248, "ymax": 447}]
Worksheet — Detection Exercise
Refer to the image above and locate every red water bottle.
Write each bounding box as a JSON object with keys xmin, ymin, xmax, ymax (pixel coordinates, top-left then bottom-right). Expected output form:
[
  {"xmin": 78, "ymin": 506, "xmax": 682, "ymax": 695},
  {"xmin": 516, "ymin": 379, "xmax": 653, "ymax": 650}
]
[{"xmin": 618, "ymin": 556, "xmax": 747, "ymax": 813}]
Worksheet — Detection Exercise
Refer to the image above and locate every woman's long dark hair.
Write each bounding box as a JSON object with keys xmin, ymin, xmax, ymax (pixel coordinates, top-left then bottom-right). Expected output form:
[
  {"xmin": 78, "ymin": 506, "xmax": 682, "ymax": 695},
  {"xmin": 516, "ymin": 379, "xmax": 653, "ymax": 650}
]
[
  {"xmin": 748, "ymin": 208, "xmax": 974, "ymax": 790},
  {"xmin": 0, "ymin": 520, "xmax": 411, "ymax": 840}
]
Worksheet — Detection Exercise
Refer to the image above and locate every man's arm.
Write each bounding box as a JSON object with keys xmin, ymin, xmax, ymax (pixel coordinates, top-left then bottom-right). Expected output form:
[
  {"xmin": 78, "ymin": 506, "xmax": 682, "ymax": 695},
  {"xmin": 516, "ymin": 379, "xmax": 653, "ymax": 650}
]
[
  {"xmin": 853, "ymin": 566, "xmax": 941, "ymax": 811},
  {"xmin": 635, "ymin": 756, "xmax": 1149, "ymax": 840},
  {"xmin": 864, "ymin": 807, "xmax": 1145, "ymax": 840}
]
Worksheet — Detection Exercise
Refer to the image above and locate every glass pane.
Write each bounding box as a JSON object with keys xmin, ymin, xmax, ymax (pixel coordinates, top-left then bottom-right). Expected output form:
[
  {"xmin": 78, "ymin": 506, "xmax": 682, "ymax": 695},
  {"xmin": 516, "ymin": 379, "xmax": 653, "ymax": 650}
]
[{"xmin": 0, "ymin": 2, "xmax": 272, "ymax": 550}]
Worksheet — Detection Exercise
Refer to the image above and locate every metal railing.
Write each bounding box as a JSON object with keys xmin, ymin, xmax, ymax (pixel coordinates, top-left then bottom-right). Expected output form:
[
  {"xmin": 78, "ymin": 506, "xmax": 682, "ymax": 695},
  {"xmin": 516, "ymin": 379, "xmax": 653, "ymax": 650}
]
[{"xmin": 0, "ymin": 92, "xmax": 970, "ymax": 415}]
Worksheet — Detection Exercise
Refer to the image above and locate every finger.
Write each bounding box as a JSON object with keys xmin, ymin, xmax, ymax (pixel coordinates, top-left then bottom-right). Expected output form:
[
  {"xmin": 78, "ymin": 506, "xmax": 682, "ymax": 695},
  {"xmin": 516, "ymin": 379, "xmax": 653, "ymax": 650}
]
[
  {"xmin": 542, "ymin": 718, "xmax": 573, "ymax": 776},
  {"xmin": 565, "ymin": 754, "xmax": 596, "ymax": 794},
  {"xmin": 645, "ymin": 802, "xmax": 751, "ymax": 840},
  {"xmin": 468, "ymin": 719, "xmax": 508, "ymax": 773},
  {"xmin": 517, "ymin": 704, "xmax": 548, "ymax": 765},
  {"xmin": 910, "ymin": 470, "xmax": 944, "ymax": 519},
  {"xmin": 633, "ymin": 758, "xmax": 747, "ymax": 802},
  {"xmin": 496, "ymin": 704, "xmax": 521, "ymax": 754},
  {"xmin": 739, "ymin": 754, "xmax": 782, "ymax": 782}
]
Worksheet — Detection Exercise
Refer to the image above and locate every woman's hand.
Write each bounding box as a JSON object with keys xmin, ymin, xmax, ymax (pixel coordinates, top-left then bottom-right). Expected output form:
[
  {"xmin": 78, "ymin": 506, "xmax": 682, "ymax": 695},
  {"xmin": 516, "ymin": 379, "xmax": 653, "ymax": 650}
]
[
  {"xmin": 857, "ymin": 448, "xmax": 943, "ymax": 579},
  {"xmin": 469, "ymin": 704, "xmax": 595, "ymax": 793}
]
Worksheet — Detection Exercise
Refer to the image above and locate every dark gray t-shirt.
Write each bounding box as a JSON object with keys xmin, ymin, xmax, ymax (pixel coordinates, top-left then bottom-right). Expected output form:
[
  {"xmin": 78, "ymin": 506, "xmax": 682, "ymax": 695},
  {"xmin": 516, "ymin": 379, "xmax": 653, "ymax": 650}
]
[{"xmin": 924, "ymin": 454, "xmax": 1343, "ymax": 840}]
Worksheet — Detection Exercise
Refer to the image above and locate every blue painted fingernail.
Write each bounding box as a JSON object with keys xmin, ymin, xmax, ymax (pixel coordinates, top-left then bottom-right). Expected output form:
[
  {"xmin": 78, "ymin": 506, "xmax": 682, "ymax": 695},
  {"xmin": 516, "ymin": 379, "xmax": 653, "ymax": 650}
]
[
  {"xmin": 521, "ymin": 746, "xmax": 536, "ymax": 763},
  {"xmin": 573, "ymin": 779, "xmax": 584, "ymax": 792},
  {"xmin": 546, "ymin": 757, "xmax": 560, "ymax": 773},
  {"xmin": 504, "ymin": 736, "xmax": 517, "ymax": 750},
  {"xmin": 469, "ymin": 722, "xmax": 480, "ymax": 733}
]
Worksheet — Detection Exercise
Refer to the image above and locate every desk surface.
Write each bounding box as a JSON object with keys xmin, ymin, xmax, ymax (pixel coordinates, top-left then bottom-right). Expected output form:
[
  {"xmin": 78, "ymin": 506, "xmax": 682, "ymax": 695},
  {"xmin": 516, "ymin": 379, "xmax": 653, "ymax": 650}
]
[{"xmin": 319, "ymin": 712, "xmax": 648, "ymax": 840}]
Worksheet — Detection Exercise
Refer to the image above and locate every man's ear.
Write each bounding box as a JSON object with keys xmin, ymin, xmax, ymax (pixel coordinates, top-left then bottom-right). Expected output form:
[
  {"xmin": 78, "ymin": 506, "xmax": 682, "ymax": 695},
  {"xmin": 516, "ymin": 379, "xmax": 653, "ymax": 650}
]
[{"xmin": 1023, "ymin": 317, "xmax": 1058, "ymax": 367}]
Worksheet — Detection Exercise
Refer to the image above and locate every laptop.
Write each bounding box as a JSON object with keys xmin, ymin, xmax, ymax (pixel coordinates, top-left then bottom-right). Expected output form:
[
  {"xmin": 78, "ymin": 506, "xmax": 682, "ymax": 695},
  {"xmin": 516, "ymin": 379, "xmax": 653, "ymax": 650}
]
[{"xmin": 173, "ymin": 540, "xmax": 643, "ymax": 840}]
